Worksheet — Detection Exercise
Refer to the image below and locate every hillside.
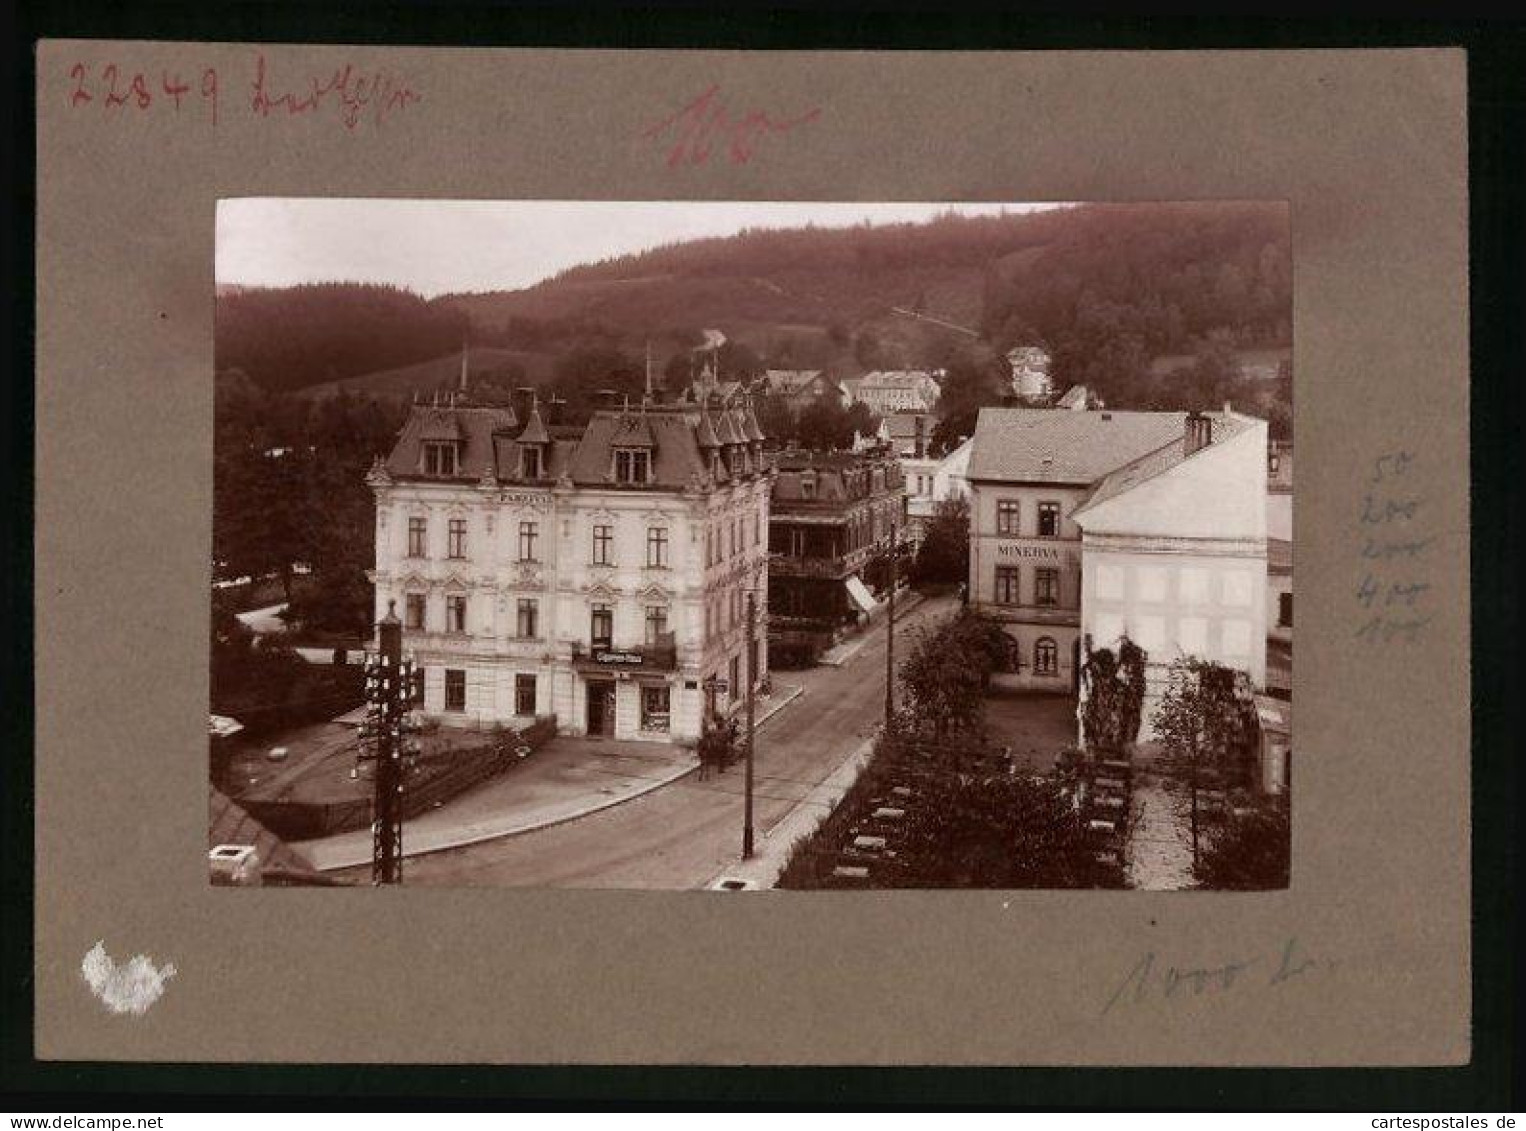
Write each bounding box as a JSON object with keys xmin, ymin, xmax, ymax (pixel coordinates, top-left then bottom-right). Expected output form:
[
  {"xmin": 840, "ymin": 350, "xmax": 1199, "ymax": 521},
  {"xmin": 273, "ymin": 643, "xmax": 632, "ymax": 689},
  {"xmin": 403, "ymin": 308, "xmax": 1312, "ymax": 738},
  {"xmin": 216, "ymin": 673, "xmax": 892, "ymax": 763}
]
[
  {"xmin": 216, "ymin": 202, "xmax": 1292, "ymax": 419},
  {"xmin": 295, "ymin": 346, "xmax": 556, "ymax": 404}
]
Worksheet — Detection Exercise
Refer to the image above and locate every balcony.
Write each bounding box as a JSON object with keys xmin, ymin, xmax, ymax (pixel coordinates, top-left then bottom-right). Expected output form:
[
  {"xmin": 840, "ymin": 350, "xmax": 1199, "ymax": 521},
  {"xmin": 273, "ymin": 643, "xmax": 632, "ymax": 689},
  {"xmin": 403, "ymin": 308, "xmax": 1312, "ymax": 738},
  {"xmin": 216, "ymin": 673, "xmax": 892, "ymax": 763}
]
[{"xmin": 570, "ymin": 631, "xmax": 677, "ymax": 674}]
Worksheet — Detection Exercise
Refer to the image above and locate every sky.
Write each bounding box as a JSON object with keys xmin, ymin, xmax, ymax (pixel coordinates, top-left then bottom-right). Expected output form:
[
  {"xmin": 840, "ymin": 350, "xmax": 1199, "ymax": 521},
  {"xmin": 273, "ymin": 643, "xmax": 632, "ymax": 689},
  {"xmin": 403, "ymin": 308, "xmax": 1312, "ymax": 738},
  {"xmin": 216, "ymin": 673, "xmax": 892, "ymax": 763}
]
[{"xmin": 215, "ymin": 199, "xmax": 1060, "ymax": 298}]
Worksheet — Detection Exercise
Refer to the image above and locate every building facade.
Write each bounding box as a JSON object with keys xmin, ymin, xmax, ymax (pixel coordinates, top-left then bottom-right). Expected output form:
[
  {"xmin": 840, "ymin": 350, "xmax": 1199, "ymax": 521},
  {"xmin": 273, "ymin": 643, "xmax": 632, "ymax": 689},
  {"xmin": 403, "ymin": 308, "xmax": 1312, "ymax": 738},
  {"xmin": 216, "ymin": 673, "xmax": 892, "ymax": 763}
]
[
  {"xmin": 1006, "ymin": 345, "xmax": 1054, "ymax": 402},
  {"xmin": 767, "ymin": 446, "xmax": 906, "ymax": 663},
  {"xmin": 967, "ymin": 407, "xmax": 1268, "ymax": 715},
  {"xmin": 367, "ymin": 395, "xmax": 772, "ymax": 745},
  {"xmin": 849, "ymin": 370, "xmax": 942, "ymax": 415},
  {"xmin": 903, "ymin": 437, "xmax": 972, "ymax": 546}
]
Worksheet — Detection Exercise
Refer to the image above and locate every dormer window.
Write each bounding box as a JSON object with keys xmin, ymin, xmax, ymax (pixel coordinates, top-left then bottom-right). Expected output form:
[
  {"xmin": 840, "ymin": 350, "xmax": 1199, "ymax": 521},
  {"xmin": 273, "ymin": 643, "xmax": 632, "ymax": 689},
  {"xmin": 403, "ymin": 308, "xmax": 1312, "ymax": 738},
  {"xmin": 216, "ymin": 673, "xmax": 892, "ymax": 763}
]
[
  {"xmin": 615, "ymin": 448, "xmax": 651, "ymax": 484},
  {"xmin": 521, "ymin": 445, "xmax": 544, "ymax": 479},
  {"xmin": 800, "ymin": 471, "xmax": 817, "ymax": 501},
  {"xmin": 423, "ymin": 441, "xmax": 459, "ymax": 477}
]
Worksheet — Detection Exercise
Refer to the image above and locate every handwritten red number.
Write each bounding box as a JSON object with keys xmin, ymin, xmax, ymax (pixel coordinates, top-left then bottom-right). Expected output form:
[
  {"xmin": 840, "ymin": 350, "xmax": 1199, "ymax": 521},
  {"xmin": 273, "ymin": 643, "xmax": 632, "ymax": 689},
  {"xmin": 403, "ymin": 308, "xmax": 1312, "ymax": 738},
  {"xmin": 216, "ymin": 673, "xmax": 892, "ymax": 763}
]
[
  {"xmin": 201, "ymin": 67, "xmax": 219, "ymax": 126},
  {"xmin": 162, "ymin": 71, "xmax": 189, "ymax": 111},
  {"xmin": 129, "ymin": 72, "xmax": 151, "ymax": 109},
  {"xmin": 101, "ymin": 64, "xmax": 128, "ymax": 108},
  {"xmin": 68, "ymin": 63, "xmax": 92, "ymax": 107}
]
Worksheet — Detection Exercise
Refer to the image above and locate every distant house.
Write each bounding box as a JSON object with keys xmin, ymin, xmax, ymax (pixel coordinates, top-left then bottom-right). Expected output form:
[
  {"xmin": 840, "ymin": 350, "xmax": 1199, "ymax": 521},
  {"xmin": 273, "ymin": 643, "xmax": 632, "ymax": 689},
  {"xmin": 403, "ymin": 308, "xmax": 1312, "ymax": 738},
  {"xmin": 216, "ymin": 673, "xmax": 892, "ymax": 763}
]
[
  {"xmin": 904, "ymin": 437, "xmax": 973, "ymax": 546},
  {"xmin": 1055, "ymin": 384, "xmax": 1100, "ymax": 412},
  {"xmin": 1006, "ymin": 345, "xmax": 1054, "ymax": 401},
  {"xmin": 883, "ymin": 412, "xmax": 934, "ymax": 459},
  {"xmin": 758, "ymin": 369, "xmax": 842, "ymax": 412},
  {"xmin": 849, "ymin": 370, "xmax": 942, "ymax": 415}
]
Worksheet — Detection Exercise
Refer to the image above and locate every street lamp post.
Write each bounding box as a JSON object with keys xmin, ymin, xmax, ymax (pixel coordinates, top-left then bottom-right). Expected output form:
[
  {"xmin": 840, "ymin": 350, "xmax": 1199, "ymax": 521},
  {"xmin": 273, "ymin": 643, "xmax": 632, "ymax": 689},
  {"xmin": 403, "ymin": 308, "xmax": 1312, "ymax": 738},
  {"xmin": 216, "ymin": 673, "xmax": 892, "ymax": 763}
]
[{"xmin": 743, "ymin": 591, "xmax": 757, "ymax": 859}]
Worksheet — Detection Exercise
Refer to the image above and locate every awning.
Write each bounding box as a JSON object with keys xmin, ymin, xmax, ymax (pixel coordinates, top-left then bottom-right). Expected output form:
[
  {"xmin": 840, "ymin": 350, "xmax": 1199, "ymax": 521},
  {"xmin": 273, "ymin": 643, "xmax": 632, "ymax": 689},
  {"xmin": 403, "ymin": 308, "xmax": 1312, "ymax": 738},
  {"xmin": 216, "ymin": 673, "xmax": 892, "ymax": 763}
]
[{"xmin": 845, "ymin": 574, "xmax": 878, "ymax": 615}]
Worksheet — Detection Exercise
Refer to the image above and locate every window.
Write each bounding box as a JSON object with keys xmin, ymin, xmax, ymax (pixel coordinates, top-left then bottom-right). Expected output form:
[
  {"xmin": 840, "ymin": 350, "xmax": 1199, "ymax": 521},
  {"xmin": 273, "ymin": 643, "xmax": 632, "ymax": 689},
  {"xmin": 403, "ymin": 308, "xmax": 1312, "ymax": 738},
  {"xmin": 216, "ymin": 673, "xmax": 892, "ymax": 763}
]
[
  {"xmin": 515, "ymin": 673, "xmax": 536, "ymax": 716},
  {"xmin": 1034, "ymin": 637, "xmax": 1058, "ymax": 675},
  {"xmin": 592, "ymin": 524, "xmax": 614, "ymax": 565},
  {"xmin": 407, "ymin": 516, "xmax": 427, "ymax": 558},
  {"xmin": 641, "ymin": 685, "xmax": 671, "ymax": 732},
  {"xmin": 995, "ymin": 566, "xmax": 1021, "ymax": 605},
  {"xmin": 1269, "ymin": 453, "xmax": 1281, "ymax": 474},
  {"xmin": 1278, "ymin": 592, "xmax": 1294, "ymax": 628},
  {"xmin": 424, "ymin": 442, "xmax": 459, "ymax": 477},
  {"xmin": 1178, "ymin": 616, "xmax": 1208, "ymax": 654},
  {"xmin": 444, "ymin": 669, "xmax": 466, "ymax": 712},
  {"xmin": 518, "ymin": 521, "xmax": 538, "ymax": 562},
  {"xmin": 446, "ymin": 594, "xmax": 467, "ymax": 634},
  {"xmin": 447, "ymin": 518, "xmax": 467, "ymax": 559},
  {"xmin": 753, "ymin": 512, "xmax": 760, "ymax": 546},
  {"xmin": 516, "ymin": 598, "xmax": 538, "ymax": 639},
  {"xmin": 1222, "ymin": 571, "xmax": 1255, "ymax": 607},
  {"xmin": 1035, "ymin": 567, "xmax": 1060, "ymax": 606},
  {"xmin": 1038, "ymin": 501, "xmax": 1061, "ymax": 537},
  {"xmin": 1179, "ymin": 568, "xmax": 1210, "ymax": 603},
  {"xmin": 1222, "ymin": 618, "xmax": 1253, "ymax": 658},
  {"xmin": 789, "ymin": 527, "xmax": 806, "ymax": 557},
  {"xmin": 645, "ymin": 605, "xmax": 669, "ymax": 646},
  {"xmin": 1095, "ymin": 564, "xmax": 1124, "ymax": 601},
  {"xmin": 800, "ymin": 474, "xmax": 816, "ymax": 500},
  {"xmin": 591, "ymin": 604, "xmax": 613, "ymax": 649},
  {"xmin": 521, "ymin": 446, "xmax": 543, "ymax": 479},
  {"xmin": 729, "ymin": 654, "xmax": 740, "ymax": 697},
  {"xmin": 647, "ymin": 527, "xmax": 669, "ymax": 568},
  {"xmin": 404, "ymin": 593, "xmax": 426, "ymax": 630},
  {"xmin": 615, "ymin": 449, "xmax": 650, "ymax": 484},
  {"xmin": 997, "ymin": 500, "xmax": 1020, "ymax": 535}
]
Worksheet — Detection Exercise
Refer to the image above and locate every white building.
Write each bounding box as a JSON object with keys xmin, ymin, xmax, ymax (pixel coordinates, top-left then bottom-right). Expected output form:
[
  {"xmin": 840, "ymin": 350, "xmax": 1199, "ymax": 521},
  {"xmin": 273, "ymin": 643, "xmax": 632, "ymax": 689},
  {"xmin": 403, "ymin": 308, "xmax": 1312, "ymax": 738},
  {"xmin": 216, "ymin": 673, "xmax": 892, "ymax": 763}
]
[
  {"xmin": 1006, "ymin": 345, "xmax": 1054, "ymax": 401},
  {"xmin": 967, "ymin": 406, "xmax": 1268, "ymax": 734},
  {"xmin": 904, "ymin": 437, "xmax": 973, "ymax": 544},
  {"xmin": 849, "ymin": 370, "xmax": 942, "ymax": 415},
  {"xmin": 367, "ymin": 395, "xmax": 772, "ymax": 745}
]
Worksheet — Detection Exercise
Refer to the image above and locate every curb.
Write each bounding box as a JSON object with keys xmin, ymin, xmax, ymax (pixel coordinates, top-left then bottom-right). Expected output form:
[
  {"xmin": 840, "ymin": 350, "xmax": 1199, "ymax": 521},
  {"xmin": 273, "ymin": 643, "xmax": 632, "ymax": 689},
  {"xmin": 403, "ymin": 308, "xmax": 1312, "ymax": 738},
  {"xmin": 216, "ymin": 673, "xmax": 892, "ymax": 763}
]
[
  {"xmin": 302, "ymin": 683, "xmax": 808, "ymax": 873},
  {"xmin": 703, "ymin": 729, "xmax": 881, "ymax": 891}
]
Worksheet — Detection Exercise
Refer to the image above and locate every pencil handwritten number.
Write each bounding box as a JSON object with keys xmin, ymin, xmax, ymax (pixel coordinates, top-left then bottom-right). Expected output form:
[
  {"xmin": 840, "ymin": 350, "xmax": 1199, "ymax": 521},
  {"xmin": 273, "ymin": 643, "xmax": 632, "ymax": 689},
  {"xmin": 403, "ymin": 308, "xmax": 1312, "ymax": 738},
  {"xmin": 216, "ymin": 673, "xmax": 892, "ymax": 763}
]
[
  {"xmin": 1101, "ymin": 938, "xmax": 1332, "ymax": 1016},
  {"xmin": 1354, "ymin": 450, "xmax": 1433, "ymax": 644}
]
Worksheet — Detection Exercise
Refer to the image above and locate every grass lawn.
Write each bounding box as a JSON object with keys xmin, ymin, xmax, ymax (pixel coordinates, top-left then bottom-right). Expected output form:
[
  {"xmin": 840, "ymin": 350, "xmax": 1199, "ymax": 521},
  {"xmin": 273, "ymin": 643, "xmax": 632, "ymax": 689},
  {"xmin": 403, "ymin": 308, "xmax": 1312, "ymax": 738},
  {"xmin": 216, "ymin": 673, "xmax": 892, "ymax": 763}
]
[{"xmin": 981, "ymin": 692, "xmax": 1079, "ymax": 775}]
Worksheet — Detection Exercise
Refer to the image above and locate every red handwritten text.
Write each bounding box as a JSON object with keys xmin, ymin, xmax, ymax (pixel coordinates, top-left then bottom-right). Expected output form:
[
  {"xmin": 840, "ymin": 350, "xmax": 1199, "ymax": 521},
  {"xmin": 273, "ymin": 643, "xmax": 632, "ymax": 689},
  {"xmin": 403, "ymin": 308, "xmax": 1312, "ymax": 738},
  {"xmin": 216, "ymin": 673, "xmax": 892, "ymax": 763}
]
[
  {"xmin": 69, "ymin": 61, "xmax": 219, "ymax": 125},
  {"xmin": 250, "ymin": 53, "xmax": 422, "ymax": 131},
  {"xmin": 65, "ymin": 54, "xmax": 421, "ymax": 132},
  {"xmin": 642, "ymin": 84, "xmax": 821, "ymax": 168}
]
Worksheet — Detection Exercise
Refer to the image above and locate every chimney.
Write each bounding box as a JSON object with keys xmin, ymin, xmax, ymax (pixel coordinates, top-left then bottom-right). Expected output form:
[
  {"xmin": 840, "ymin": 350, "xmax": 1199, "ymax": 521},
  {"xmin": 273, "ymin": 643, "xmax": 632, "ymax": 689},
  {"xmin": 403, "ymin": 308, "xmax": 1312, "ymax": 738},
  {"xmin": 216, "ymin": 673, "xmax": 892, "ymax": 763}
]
[{"xmin": 1184, "ymin": 411, "xmax": 1213, "ymax": 455}]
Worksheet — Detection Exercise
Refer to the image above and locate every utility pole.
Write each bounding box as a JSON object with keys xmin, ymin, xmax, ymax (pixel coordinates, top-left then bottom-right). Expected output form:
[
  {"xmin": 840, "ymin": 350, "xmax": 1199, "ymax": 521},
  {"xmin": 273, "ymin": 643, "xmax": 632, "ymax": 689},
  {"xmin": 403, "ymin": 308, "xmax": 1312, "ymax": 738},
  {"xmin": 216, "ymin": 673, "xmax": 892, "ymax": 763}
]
[
  {"xmin": 885, "ymin": 523, "xmax": 897, "ymax": 730},
  {"xmin": 743, "ymin": 591, "xmax": 757, "ymax": 859},
  {"xmin": 362, "ymin": 601, "xmax": 411, "ymax": 885}
]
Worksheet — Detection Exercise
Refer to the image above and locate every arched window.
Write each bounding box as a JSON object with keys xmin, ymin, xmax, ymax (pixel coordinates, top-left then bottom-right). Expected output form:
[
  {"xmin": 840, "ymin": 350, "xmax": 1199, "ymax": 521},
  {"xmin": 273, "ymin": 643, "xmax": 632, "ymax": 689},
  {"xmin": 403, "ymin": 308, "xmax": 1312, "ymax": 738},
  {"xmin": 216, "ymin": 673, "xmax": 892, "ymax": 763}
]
[{"xmin": 1034, "ymin": 637, "xmax": 1059, "ymax": 676}]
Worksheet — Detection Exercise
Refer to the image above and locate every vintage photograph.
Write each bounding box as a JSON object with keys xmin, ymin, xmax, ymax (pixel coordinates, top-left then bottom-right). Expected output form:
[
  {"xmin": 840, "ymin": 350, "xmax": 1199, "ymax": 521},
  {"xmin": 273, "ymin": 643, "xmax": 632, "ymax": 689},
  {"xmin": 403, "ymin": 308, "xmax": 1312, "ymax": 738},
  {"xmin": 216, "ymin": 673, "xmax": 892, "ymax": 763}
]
[{"xmin": 209, "ymin": 198, "xmax": 1294, "ymax": 891}]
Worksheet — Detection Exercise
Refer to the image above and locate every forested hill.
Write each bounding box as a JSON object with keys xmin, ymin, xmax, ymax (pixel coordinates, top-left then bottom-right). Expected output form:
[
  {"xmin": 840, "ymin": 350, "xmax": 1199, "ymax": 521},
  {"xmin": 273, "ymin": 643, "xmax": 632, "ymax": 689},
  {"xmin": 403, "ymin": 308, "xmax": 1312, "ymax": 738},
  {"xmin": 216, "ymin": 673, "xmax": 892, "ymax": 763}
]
[{"xmin": 215, "ymin": 202, "xmax": 1291, "ymax": 404}]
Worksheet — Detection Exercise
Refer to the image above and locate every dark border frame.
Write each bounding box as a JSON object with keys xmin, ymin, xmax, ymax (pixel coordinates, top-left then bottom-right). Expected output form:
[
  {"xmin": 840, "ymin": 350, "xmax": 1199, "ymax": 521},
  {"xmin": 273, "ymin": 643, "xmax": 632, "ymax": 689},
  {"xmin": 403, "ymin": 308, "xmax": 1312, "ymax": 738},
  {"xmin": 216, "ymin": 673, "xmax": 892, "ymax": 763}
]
[{"xmin": 4, "ymin": 6, "xmax": 1520, "ymax": 1109}]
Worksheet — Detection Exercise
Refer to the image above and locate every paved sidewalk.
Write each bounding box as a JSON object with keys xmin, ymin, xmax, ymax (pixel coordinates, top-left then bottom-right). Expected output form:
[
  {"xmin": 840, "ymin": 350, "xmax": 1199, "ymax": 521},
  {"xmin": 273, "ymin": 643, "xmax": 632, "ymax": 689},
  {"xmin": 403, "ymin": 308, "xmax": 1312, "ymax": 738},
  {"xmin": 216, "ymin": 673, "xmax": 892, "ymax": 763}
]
[
  {"xmin": 703, "ymin": 731, "xmax": 879, "ymax": 891},
  {"xmin": 818, "ymin": 590, "xmax": 928, "ymax": 667},
  {"xmin": 295, "ymin": 682, "xmax": 804, "ymax": 871},
  {"xmin": 1126, "ymin": 770, "xmax": 1197, "ymax": 890}
]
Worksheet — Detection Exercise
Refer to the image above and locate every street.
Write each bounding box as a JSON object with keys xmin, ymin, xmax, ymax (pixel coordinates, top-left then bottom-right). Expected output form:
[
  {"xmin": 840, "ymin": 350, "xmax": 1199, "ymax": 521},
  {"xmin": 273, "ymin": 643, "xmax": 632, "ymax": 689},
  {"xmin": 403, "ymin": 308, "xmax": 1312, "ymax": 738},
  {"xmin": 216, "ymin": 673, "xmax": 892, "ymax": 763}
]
[{"xmin": 386, "ymin": 592, "xmax": 959, "ymax": 888}]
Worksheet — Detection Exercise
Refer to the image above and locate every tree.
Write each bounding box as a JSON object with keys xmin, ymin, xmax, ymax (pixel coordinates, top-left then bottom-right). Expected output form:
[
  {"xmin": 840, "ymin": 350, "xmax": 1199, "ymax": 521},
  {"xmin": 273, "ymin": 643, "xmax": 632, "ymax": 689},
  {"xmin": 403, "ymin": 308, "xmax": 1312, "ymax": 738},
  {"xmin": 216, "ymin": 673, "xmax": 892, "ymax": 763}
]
[
  {"xmin": 1078, "ymin": 637, "xmax": 1147, "ymax": 754},
  {"xmin": 546, "ymin": 345, "xmax": 644, "ymax": 424},
  {"xmin": 1151, "ymin": 656, "xmax": 1259, "ymax": 866},
  {"xmin": 890, "ymin": 771, "xmax": 1116, "ymax": 888},
  {"xmin": 897, "ymin": 610, "xmax": 1015, "ymax": 740},
  {"xmin": 929, "ymin": 356, "xmax": 1006, "ymax": 456},
  {"xmin": 910, "ymin": 497, "xmax": 970, "ymax": 586},
  {"xmin": 1194, "ymin": 794, "xmax": 1290, "ymax": 890}
]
